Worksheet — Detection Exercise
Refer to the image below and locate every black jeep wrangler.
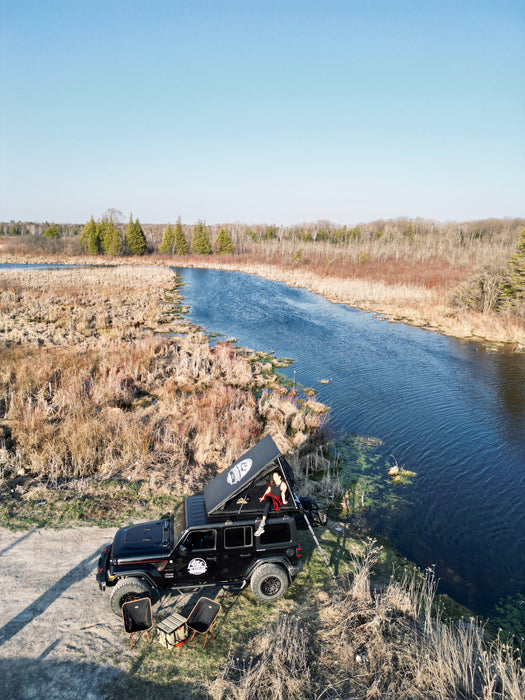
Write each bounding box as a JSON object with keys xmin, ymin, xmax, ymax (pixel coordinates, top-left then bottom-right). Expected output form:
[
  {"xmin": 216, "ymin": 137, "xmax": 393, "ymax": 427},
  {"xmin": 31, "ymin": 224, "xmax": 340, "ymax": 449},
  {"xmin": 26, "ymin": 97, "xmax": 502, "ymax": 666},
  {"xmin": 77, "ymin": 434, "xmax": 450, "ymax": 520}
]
[{"xmin": 97, "ymin": 435, "xmax": 324, "ymax": 615}]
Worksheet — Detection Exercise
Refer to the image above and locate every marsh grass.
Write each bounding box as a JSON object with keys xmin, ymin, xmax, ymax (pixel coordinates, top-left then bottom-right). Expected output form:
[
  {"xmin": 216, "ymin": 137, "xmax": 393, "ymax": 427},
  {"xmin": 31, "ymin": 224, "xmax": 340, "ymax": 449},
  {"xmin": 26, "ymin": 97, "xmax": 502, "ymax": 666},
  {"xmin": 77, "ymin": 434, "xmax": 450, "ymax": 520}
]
[
  {"xmin": 0, "ymin": 265, "xmax": 323, "ymax": 519},
  {"xmin": 209, "ymin": 538, "xmax": 525, "ymax": 700}
]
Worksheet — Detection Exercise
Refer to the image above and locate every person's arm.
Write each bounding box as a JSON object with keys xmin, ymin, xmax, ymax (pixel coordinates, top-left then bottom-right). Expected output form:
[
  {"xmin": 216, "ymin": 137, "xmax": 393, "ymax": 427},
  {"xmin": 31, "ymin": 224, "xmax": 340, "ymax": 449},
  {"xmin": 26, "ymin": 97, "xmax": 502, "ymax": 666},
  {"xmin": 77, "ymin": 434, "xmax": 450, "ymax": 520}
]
[{"xmin": 280, "ymin": 482, "xmax": 288, "ymax": 505}]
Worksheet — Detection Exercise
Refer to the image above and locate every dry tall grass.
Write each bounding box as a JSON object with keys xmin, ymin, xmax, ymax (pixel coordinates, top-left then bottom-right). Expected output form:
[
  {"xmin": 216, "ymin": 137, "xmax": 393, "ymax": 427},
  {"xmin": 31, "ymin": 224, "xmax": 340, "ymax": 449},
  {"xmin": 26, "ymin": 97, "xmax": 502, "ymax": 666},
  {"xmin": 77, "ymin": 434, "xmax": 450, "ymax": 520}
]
[
  {"xmin": 0, "ymin": 266, "xmax": 323, "ymax": 495},
  {"xmin": 211, "ymin": 540, "xmax": 525, "ymax": 700}
]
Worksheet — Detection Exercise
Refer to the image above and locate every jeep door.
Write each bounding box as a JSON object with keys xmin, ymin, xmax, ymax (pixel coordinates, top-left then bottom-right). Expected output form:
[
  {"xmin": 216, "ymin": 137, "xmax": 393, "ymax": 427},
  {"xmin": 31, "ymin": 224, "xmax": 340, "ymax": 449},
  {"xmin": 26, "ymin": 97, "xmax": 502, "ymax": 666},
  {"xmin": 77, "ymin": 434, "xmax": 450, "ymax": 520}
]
[
  {"xmin": 221, "ymin": 525, "xmax": 255, "ymax": 579},
  {"xmin": 173, "ymin": 529, "xmax": 218, "ymax": 583}
]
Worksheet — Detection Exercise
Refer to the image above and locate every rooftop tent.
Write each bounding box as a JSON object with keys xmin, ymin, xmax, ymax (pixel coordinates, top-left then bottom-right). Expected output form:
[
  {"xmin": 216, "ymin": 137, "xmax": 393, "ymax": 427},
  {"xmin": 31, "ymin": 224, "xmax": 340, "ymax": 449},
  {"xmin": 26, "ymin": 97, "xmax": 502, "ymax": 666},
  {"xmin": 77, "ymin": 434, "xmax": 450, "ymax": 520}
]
[{"xmin": 204, "ymin": 434, "xmax": 290, "ymax": 516}]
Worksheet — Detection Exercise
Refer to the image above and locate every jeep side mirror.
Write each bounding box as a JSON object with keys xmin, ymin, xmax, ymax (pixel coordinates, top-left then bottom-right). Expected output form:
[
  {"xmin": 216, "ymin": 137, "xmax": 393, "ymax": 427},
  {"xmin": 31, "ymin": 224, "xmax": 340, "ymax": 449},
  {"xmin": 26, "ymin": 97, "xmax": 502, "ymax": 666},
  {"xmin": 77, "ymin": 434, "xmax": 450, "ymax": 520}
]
[{"xmin": 179, "ymin": 544, "xmax": 188, "ymax": 556}]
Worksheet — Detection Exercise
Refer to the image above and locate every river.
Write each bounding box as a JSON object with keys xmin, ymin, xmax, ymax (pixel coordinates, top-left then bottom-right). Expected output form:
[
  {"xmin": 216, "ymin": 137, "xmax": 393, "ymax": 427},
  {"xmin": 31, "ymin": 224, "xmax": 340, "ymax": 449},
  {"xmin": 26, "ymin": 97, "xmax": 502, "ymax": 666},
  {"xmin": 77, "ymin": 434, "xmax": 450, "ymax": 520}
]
[{"xmin": 173, "ymin": 266, "xmax": 525, "ymax": 619}]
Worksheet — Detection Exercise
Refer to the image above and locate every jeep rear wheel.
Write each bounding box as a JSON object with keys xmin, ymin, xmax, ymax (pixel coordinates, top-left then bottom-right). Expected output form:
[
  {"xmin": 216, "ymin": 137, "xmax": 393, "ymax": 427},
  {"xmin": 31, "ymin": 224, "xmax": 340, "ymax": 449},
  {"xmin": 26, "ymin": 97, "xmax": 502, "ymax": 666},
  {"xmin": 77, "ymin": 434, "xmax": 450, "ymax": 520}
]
[
  {"xmin": 110, "ymin": 577, "xmax": 152, "ymax": 616},
  {"xmin": 250, "ymin": 563, "xmax": 288, "ymax": 602}
]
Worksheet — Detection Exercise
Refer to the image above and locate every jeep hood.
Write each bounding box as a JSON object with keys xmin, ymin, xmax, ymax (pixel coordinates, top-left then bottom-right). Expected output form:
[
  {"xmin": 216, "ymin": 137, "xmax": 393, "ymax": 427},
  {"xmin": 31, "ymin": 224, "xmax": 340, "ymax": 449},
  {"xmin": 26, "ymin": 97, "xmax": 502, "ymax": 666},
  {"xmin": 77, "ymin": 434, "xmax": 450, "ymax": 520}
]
[{"xmin": 112, "ymin": 520, "xmax": 171, "ymax": 562}]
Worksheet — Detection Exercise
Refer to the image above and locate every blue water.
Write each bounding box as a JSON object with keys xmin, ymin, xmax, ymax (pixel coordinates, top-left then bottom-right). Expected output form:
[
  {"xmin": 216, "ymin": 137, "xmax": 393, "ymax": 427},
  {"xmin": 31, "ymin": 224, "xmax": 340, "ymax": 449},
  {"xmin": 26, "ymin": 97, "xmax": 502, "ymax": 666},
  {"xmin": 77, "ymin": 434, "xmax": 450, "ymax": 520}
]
[{"xmin": 173, "ymin": 266, "xmax": 525, "ymax": 616}]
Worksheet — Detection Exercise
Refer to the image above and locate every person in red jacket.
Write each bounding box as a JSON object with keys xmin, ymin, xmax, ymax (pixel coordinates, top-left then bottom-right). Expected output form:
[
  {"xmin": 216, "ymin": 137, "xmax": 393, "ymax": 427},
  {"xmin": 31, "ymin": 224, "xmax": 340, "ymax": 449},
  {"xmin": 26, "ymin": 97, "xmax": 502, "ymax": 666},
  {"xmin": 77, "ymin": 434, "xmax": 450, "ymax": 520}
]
[{"xmin": 255, "ymin": 471, "xmax": 288, "ymax": 536}]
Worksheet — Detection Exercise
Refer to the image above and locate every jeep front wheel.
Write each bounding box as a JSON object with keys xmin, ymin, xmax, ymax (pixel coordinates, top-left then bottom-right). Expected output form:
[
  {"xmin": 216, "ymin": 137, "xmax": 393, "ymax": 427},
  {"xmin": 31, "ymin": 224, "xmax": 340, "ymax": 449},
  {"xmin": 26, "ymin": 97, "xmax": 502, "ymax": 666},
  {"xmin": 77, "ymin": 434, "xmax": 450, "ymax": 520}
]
[
  {"xmin": 250, "ymin": 563, "xmax": 288, "ymax": 602},
  {"xmin": 110, "ymin": 577, "xmax": 152, "ymax": 616}
]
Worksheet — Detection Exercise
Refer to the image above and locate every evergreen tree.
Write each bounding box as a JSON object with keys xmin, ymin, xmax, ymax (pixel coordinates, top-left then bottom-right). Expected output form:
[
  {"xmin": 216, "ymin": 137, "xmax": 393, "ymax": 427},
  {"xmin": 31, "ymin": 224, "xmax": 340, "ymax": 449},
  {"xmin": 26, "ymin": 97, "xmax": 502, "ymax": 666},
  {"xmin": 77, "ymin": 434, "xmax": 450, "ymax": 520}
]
[
  {"xmin": 43, "ymin": 223, "xmax": 59, "ymax": 238},
  {"xmin": 80, "ymin": 217, "xmax": 96, "ymax": 251},
  {"xmin": 87, "ymin": 226, "xmax": 101, "ymax": 255},
  {"xmin": 106, "ymin": 222, "xmax": 122, "ymax": 256},
  {"xmin": 126, "ymin": 216, "xmax": 147, "ymax": 255},
  {"xmin": 98, "ymin": 217, "xmax": 121, "ymax": 256},
  {"xmin": 80, "ymin": 216, "xmax": 101, "ymax": 255},
  {"xmin": 216, "ymin": 226, "xmax": 234, "ymax": 254},
  {"xmin": 498, "ymin": 229, "xmax": 525, "ymax": 315},
  {"xmin": 191, "ymin": 220, "xmax": 211, "ymax": 254},
  {"xmin": 174, "ymin": 219, "xmax": 188, "ymax": 255},
  {"xmin": 98, "ymin": 217, "xmax": 110, "ymax": 252},
  {"xmin": 159, "ymin": 224, "xmax": 175, "ymax": 253}
]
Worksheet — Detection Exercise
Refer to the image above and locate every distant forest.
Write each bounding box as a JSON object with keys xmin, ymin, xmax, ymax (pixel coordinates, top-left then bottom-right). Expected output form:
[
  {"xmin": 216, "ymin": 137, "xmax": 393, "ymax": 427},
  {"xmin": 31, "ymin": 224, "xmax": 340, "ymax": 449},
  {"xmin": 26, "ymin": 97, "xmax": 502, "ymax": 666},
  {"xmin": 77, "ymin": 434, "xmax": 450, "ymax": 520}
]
[{"xmin": 1, "ymin": 215, "xmax": 524, "ymax": 256}]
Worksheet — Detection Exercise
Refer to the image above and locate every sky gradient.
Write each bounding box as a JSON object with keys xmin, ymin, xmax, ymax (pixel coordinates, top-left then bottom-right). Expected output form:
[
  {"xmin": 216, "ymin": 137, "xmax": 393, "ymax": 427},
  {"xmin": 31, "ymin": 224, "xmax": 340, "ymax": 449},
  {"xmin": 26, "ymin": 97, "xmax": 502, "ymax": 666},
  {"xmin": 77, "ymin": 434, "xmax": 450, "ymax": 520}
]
[{"xmin": 1, "ymin": 0, "xmax": 524, "ymax": 226}]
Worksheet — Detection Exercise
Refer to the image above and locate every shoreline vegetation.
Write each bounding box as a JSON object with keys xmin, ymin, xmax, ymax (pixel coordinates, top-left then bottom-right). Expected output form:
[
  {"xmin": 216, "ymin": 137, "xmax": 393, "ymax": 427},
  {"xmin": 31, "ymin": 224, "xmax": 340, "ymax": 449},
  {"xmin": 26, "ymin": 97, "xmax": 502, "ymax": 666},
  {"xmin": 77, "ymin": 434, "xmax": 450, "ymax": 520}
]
[{"xmin": 1, "ymin": 259, "xmax": 524, "ymax": 695}]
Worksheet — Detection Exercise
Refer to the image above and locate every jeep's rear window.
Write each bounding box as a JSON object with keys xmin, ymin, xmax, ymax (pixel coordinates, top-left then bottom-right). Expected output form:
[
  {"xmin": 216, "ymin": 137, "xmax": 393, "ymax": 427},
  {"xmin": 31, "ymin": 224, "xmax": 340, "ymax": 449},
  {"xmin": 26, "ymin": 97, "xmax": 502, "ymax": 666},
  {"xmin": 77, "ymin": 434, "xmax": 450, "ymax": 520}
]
[
  {"xmin": 225, "ymin": 526, "xmax": 253, "ymax": 549},
  {"xmin": 259, "ymin": 522, "xmax": 291, "ymax": 545}
]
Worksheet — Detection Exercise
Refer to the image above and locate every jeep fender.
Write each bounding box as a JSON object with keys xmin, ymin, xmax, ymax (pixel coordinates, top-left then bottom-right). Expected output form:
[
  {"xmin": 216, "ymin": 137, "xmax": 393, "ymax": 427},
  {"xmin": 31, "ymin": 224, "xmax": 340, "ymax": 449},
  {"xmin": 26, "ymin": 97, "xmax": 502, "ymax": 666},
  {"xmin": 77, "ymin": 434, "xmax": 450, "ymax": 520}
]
[
  {"xmin": 111, "ymin": 569, "xmax": 160, "ymax": 593},
  {"xmin": 244, "ymin": 556, "xmax": 294, "ymax": 583}
]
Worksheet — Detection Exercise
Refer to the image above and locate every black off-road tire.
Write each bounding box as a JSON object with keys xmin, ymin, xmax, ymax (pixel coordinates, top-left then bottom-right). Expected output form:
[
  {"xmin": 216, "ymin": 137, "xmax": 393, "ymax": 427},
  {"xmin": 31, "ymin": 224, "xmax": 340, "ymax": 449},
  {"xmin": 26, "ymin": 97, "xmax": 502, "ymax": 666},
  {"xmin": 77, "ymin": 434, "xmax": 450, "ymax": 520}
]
[
  {"xmin": 250, "ymin": 563, "xmax": 289, "ymax": 602},
  {"xmin": 110, "ymin": 577, "xmax": 152, "ymax": 616}
]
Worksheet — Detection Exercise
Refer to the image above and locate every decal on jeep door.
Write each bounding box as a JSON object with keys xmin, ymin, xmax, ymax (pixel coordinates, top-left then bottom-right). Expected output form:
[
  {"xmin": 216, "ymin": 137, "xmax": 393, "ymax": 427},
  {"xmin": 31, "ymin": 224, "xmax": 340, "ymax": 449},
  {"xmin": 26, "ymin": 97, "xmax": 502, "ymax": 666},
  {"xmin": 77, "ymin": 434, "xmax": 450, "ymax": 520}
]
[
  {"xmin": 188, "ymin": 558, "xmax": 207, "ymax": 576},
  {"xmin": 227, "ymin": 458, "xmax": 253, "ymax": 485}
]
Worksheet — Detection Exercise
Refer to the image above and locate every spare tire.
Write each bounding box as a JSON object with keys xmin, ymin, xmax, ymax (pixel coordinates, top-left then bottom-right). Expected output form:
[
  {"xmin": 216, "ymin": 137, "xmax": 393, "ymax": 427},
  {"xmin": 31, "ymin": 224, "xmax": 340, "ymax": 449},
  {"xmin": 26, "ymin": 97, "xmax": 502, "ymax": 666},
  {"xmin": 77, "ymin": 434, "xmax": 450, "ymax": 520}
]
[
  {"xmin": 110, "ymin": 577, "xmax": 152, "ymax": 616},
  {"xmin": 250, "ymin": 563, "xmax": 288, "ymax": 602}
]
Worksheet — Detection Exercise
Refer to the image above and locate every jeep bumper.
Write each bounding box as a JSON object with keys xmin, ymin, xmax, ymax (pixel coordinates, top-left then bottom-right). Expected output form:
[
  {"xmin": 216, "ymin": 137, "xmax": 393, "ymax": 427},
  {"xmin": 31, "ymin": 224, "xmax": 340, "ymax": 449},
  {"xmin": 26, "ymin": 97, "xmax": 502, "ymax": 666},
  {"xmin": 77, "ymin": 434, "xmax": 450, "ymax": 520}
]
[
  {"xmin": 289, "ymin": 559, "xmax": 303, "ymax": 578},
  {"xmin": 96, "ymin": 546, "xmax": 111, "ymax": 591}
]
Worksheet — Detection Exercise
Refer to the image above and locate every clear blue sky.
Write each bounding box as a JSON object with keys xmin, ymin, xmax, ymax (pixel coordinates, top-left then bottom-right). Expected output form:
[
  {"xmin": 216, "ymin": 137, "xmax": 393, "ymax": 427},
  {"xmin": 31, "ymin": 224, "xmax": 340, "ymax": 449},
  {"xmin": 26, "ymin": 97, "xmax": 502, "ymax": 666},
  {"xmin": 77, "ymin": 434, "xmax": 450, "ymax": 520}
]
[{"xmin": 1, "ymin": 0, "xmax": 524, "ymax": 226}]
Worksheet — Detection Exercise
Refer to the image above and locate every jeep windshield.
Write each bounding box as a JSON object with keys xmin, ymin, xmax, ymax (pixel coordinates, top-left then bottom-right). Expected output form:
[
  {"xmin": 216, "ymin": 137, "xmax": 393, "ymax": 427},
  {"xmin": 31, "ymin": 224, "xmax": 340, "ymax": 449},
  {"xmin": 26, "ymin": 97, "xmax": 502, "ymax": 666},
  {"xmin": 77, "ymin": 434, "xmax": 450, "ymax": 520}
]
[{"xmin": 171, "ymin": 501, "xmax": 186, "ymax": 545}]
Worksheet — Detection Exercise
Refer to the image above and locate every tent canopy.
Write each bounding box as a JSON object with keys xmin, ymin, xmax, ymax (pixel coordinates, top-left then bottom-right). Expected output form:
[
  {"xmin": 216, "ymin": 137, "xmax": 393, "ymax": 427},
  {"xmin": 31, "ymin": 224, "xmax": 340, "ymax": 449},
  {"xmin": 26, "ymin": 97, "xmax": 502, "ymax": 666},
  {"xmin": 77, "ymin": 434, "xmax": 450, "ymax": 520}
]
[{"xmin": 203, "ymin": 434, "xmax": 282, "ymax": 516}]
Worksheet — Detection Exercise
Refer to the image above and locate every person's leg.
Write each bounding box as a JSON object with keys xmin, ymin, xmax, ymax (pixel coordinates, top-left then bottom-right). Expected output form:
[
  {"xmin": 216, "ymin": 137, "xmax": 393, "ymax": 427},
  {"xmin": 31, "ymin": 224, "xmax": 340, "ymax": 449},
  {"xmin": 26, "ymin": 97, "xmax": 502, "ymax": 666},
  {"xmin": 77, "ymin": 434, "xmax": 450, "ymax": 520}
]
[{"xmin": 255, "ymin": 496, "xmax": 272, "ymax": 536}]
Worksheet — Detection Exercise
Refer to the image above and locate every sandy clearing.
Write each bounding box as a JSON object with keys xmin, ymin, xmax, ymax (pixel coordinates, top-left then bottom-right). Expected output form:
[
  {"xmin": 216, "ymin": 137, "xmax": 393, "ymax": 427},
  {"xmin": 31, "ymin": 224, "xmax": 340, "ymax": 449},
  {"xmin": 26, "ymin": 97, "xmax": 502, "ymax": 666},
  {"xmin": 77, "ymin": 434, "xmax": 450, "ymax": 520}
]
[{"xmin": 0, "ymin": 525, "xmax": 190, "ymax": 700}]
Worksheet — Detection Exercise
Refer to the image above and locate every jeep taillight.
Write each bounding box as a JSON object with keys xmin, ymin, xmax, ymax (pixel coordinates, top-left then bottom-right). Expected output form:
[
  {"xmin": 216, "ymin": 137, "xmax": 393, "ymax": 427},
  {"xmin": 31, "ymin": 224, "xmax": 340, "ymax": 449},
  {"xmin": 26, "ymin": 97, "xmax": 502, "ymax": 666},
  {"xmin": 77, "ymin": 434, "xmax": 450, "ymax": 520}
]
[
  {"xmin": 156, "ymin": 560, "xmax": 168, "ymax": 572},
  {"xmin": 296, "ymin": 546, "xmax": 302, "ymax": 558}
]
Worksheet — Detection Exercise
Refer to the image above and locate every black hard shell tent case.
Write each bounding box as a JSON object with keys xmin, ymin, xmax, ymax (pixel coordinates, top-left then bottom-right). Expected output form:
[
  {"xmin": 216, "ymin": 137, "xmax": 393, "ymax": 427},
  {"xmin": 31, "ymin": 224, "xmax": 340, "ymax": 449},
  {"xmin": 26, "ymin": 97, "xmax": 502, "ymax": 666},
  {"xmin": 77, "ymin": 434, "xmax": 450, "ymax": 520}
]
[{"xmin": 203, "ymin": 434, "xmax": 299, "ymax": 521}]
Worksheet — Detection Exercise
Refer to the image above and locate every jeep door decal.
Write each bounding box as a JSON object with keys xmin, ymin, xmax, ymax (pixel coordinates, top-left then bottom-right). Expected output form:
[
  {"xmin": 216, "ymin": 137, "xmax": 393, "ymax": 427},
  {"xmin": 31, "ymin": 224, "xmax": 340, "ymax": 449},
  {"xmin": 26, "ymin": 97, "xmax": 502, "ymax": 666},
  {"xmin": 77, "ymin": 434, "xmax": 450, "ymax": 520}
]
[
  {"xmin": 187, "ymin": 558, "xmax": 208, "ymax": 576},
  {"xmin": 227, "ymin": 458, "xmax": 252, "ymax": 485}
]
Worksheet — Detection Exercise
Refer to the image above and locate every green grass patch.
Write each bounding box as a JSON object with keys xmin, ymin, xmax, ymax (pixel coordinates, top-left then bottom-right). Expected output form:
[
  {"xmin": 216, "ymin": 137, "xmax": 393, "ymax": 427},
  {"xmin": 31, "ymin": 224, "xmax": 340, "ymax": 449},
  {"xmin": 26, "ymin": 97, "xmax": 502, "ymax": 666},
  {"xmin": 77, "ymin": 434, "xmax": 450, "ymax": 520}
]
[{"xmin": 0, "ymin": 477, "xmax": 181, "ymax": 530}]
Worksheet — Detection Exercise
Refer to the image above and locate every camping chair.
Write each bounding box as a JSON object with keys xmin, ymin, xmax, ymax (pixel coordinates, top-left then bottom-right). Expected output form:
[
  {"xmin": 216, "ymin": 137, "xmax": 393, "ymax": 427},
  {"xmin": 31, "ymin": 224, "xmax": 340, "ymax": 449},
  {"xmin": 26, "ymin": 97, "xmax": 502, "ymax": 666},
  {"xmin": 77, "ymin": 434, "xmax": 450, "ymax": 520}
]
[
  {"xmin": 186, "ymin": 597, "xmax": 222, "ymax": 648},
  {"xmin": 121, "ymin": 597, "xmax": 153, "ymax": 648}
]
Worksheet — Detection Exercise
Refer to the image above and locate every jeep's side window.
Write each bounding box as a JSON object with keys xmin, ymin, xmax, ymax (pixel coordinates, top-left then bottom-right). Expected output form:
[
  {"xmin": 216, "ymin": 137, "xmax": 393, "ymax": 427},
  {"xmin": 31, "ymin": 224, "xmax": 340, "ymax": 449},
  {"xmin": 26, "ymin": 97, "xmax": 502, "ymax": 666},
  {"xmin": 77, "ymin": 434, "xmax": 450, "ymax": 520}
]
[
  {"xmin": 184, "ymin": 530, "xmax": 216, "ymax": 551},
  {"xmin": 225, "ymin": 526, "xmax": 253, "ymax": 549},
  {"xmin": 259, "ymin": 523, "xmax": 291, "ymax": 545}
]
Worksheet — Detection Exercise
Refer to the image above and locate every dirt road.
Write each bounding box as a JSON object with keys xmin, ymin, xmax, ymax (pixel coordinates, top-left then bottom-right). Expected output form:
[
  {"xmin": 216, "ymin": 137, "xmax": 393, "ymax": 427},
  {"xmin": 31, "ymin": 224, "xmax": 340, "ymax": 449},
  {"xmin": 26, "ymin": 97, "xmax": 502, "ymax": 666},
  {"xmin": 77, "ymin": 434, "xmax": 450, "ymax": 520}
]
[{"xmin": 0, "ymin": 526, "xmax": 151, "ymax": 699}]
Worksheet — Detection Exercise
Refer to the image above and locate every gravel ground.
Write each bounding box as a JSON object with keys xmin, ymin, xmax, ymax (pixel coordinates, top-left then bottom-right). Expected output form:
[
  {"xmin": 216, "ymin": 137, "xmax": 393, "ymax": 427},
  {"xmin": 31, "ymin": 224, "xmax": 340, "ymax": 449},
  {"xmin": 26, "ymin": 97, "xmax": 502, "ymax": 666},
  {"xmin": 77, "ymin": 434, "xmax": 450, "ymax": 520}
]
[{"xmin": 0, "ymin": 526, "xmax": 214, "ymax": 700}]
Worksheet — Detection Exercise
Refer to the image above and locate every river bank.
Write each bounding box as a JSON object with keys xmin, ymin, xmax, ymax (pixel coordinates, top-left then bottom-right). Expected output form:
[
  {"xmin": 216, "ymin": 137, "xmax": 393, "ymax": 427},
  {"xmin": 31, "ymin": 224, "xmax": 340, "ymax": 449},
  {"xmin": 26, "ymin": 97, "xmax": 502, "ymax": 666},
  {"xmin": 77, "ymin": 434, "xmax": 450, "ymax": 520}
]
[
  {"xmin": 166, "ymin": 256, "xmax": 525, "ymax": 351},
  {"xmin": 1, "ymin": 247, "xmax": 523, "ymax": 350}
]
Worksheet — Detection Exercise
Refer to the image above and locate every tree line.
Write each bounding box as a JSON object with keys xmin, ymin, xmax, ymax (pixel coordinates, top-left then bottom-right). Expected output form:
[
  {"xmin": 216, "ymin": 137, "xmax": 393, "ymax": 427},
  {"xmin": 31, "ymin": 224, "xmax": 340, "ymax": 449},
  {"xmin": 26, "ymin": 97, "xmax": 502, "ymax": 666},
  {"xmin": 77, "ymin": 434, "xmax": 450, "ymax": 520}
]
[
  {"xmin": 75, "ymin": 216, "xmax": 234, "ymax": 257},
  {"xmin": 79, "ymin": 214, "xmax": 147, "ymax": 256},
  {"xmin": 3, "ymin": 216, "xmax": 523, "ymax": 251}
]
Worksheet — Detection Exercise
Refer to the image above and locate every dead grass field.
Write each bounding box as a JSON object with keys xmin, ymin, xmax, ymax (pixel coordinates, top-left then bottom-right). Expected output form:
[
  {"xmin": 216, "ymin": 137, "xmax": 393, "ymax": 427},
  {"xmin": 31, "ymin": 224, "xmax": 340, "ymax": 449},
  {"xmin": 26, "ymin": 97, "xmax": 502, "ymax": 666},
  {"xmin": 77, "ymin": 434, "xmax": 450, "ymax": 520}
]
[{"xmin": 0, "ymin": 265, "xmax": 325, "ymax": 524}]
